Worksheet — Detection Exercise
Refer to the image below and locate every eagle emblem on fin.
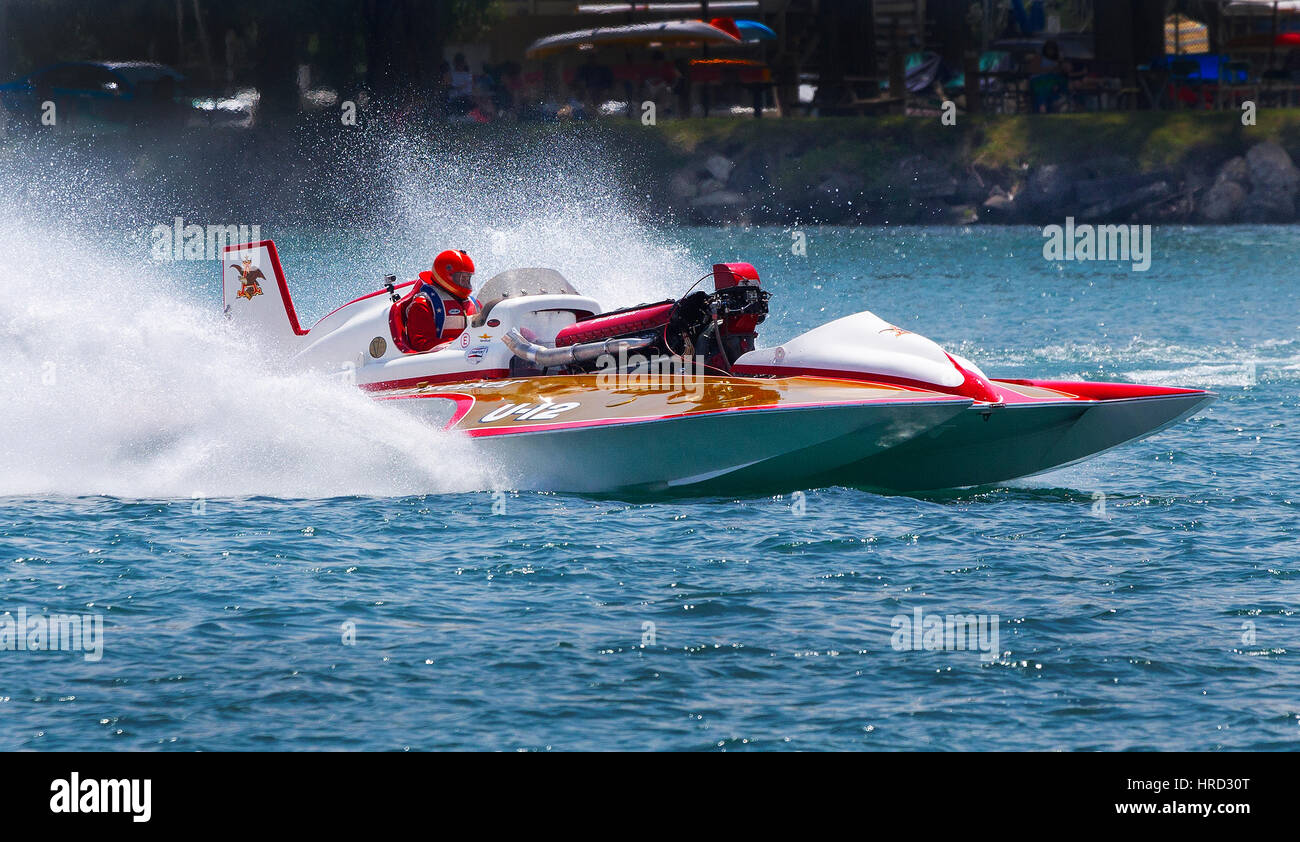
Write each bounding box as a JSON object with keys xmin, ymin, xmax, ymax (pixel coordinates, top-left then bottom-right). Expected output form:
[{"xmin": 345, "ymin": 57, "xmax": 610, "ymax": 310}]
[{"xmin": 232, "ymin": 256, "xmax": 266, "ymax": 300}]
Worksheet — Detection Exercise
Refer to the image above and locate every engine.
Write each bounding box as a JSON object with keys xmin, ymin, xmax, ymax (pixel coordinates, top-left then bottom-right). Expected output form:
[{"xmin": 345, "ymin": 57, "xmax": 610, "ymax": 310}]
[
  {"xmin": 707, "ymin": 262, "xmax": 770, "ymax": 364},
  {"xmin": 516, "ymin": 262, "xmax": 769, "ymax": 376}
]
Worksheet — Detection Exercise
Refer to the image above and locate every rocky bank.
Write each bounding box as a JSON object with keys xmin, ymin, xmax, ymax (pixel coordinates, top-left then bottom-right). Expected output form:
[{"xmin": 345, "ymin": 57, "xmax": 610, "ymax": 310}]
[
  {"xmin": 636, "ymin": 112, "xmax": 1300, "ymax": 226},
  {"xmin": 661, "ymin": 137, "xmax": 1300, "ymax": 226}
]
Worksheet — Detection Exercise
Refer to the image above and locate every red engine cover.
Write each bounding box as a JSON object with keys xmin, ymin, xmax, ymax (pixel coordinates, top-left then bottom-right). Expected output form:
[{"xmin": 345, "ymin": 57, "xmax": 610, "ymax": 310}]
[
  {"xmin": 713, "ymin": 262, "xmax": 760, "ymax": 290},
  {"xmin": 713, "ymin": 262, "xmax": 764, "ymax": 335},
  {"xmin": 554, "ymin": 301, "xmax": 675, "ymax": 347}
]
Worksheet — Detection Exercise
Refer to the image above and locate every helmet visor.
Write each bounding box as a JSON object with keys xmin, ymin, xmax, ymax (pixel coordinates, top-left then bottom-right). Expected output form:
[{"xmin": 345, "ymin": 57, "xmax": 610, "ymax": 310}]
[{"xmin": 450, "ymin": 271, "xmax": 473, "ymax": 289}]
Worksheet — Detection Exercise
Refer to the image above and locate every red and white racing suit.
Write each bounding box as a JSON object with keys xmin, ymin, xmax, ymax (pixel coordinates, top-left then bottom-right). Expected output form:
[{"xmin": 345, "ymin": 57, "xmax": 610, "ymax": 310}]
[{"xmin": 402, "ymin": 269, "xmax": 479, "ymax": 352}]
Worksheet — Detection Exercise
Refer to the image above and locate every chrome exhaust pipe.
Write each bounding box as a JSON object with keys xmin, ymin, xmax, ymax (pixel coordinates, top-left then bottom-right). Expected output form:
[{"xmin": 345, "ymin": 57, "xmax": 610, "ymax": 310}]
[{"xmin": 502, "ymin": 329, "xmax": 656, "ymax": 368}]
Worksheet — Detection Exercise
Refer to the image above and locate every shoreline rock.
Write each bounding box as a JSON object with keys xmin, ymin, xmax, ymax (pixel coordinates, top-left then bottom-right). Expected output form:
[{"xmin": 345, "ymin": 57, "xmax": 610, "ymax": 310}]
[{"xmin": 666, "ymin": 137, "xmax": 1300, "ymax": 226}]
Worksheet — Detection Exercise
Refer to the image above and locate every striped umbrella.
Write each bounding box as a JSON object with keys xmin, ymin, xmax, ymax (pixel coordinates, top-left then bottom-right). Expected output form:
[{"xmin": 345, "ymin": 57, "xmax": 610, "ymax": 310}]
[{"xmin": 1165, "ymin": 13, "xmax": 1210, "ymax": 54}]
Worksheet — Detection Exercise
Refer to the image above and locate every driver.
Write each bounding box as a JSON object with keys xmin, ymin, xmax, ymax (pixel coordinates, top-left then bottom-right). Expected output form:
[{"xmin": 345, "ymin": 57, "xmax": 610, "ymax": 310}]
[{"xmin": 402, "ymin": 249, "xmax": 479, "ymax": 351}]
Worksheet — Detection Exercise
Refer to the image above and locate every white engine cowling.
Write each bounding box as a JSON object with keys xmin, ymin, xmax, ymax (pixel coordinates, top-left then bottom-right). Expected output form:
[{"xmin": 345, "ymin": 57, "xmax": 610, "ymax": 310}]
[{"xmin": 732, "ymin": 310, "xmax": 1000, "ymax": 402}]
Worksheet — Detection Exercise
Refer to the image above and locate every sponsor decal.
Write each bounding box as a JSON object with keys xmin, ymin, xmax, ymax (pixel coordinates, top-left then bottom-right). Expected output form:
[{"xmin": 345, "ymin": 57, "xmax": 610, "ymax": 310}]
[
  {"xmin": 426, "ymin": 379, "xmax": 527, "ymax": 392},
  {"xmin": 486, "ymin": 318, "xmax": 501, "ymax": 327},
  {"xmin": 230, "ymin": 255, "xmax": 265, "ymax": 300},
  {"xmin": 466, "ymin": 344, "xmax": 490, "ymax": 364},
  {"xmin": 772, "ymin": 346, "xmax": 786, "ymax": 363},
  {"xmin": 459, "ymin": 332, "xmax": 471, "ymax": 349},
  {"xmin": 478, "ymin": 333, "xmax": 492, "ymax": 341},
  {"xmin": 479, "ymin": 401, "xmax": 582, "ymax": 423}
]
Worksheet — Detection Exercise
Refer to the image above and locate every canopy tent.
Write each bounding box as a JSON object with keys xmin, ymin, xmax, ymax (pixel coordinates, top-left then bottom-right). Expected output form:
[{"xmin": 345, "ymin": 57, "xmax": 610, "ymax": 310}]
[
  {"xmin": 1166, "ymin": 14, "xmax": 1210, "ymax": 54},
  {"xmin": 525, "ymin": 19, "xmax": 742, "ymax": 59},
  {"xmin": 1225, "ymin": 1, "xmax": 1300, "ymax": 13},
  {"xmin": 576, "ymin": 2, "xmax": 760, "ymax": 12}
]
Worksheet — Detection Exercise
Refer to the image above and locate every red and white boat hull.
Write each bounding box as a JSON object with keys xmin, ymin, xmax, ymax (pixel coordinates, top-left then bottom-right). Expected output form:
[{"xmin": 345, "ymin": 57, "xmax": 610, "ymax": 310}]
[{"xmin": 220, "ymin": 240, "xmax": 1215, "ymax": 495}]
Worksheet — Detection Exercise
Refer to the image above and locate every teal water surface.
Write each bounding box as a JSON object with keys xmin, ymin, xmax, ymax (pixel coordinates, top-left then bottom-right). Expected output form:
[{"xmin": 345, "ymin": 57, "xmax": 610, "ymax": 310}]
[{"xmin": 1, "ymin": 224, "xmax": 1296, "ymax": 750}]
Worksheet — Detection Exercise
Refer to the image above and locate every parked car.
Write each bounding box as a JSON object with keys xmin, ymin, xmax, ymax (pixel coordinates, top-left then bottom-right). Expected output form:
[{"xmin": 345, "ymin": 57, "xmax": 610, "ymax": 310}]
[{"xmin": 0, "ymin": 60, "xmax": 255, "ymax": 129}]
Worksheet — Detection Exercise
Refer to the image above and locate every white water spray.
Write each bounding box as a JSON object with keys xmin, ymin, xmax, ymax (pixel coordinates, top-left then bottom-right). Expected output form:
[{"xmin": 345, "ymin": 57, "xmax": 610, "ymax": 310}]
[
  {"xmin": 0, "ymin": 219, "xmax": 496, "ymax": 498},
  {"xmin": 0, "ymin": 129, "xmax": 701, "ymax": 497}
]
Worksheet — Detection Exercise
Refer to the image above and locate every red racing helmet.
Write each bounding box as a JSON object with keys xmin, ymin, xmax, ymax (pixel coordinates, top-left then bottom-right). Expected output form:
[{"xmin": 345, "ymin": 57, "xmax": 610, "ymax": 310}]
[{"xmin": 431, "ymin": 249, "xmax": 475, "ymax": 298}]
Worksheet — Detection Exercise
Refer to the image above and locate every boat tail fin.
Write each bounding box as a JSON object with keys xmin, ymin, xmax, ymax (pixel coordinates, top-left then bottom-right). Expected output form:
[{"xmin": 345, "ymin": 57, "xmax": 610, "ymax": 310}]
[{"xmin": 221, "ymin": 240, "xmax": 308, "ymax": 344}]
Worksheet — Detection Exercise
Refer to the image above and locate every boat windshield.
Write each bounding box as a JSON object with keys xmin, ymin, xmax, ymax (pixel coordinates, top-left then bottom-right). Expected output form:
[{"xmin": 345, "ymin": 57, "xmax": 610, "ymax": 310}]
[{"xmin": 473, "ymin": 268, "xmax": 581, "ymax": 324}]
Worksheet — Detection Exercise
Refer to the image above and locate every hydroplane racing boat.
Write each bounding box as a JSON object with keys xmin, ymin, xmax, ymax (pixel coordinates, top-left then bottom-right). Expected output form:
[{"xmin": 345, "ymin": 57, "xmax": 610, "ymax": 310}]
[{"xmin": 222, "ymin": 240, "xmax": 1214, "ymax": 494}]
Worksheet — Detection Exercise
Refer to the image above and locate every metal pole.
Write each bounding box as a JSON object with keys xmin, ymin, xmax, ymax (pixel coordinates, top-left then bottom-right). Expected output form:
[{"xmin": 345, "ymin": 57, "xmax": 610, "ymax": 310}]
[
  {"xmin": 1272, "ymin": 1, "xmax": 1280, "ymax": 71},
  {"xmin": 0, "ymin": 0, "xmax": 8, "ymax": 82}
]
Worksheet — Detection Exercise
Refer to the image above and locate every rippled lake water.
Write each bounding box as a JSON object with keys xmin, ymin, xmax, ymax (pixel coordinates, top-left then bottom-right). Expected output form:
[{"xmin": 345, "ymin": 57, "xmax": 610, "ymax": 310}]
[{"xmin": 1, "ymin": 223, "xmax": 1295, "ymax": 750}]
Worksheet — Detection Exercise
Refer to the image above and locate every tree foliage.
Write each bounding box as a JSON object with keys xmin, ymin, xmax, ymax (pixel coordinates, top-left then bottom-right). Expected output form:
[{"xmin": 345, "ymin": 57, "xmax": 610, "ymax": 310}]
[{"xmin": 0, "ymin": 0, "xmax": 502, "ymax": 111}]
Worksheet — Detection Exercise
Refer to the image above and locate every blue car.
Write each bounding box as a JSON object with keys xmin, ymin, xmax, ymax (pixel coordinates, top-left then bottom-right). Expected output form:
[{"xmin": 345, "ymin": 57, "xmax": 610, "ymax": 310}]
[{"xmin": 0, "ymin": 60, "xmax": 231, "ymax": 128}]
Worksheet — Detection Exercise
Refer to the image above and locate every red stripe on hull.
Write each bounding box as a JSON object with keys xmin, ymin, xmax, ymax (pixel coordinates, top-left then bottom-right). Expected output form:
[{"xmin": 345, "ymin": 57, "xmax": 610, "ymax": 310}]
[
  {"xmin": 732, "ymin": 364, "xmax": 966, "ymax": 396},
  {"xmin": 372, "ymin": 393, "xmax": 476, "ymax": 428},
  {"xmin": 733, "ymin": 361, "xmax": 1002, "ymax": 403},
  {"xmin": 997, "ymin": 379, "xmax": 1211, "ymax": 401},
  {"xmin": 360, "ymin": 369, "xmax": 512, "ymax": 392}
]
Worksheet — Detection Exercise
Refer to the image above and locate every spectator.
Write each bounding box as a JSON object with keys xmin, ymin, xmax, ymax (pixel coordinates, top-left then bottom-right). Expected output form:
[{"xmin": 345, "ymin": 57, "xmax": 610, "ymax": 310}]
[
  {"xmin": 448, "ymin": 53, "xmax": 474, "ymax": 116},
  {"xmin": 432, "ymin": 59, "xmax": 451, "ymax": 119},
  {"xmin": 1029, "ymin": 40, "xmax": 1071, "ymax": 113},
  {"xmin": 643, "ymin": 50, "xmax": 680, "ymax": 116},
  {"xmin": 495, "ymin": 60, "xmax": 520, "ymax": 114}
]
